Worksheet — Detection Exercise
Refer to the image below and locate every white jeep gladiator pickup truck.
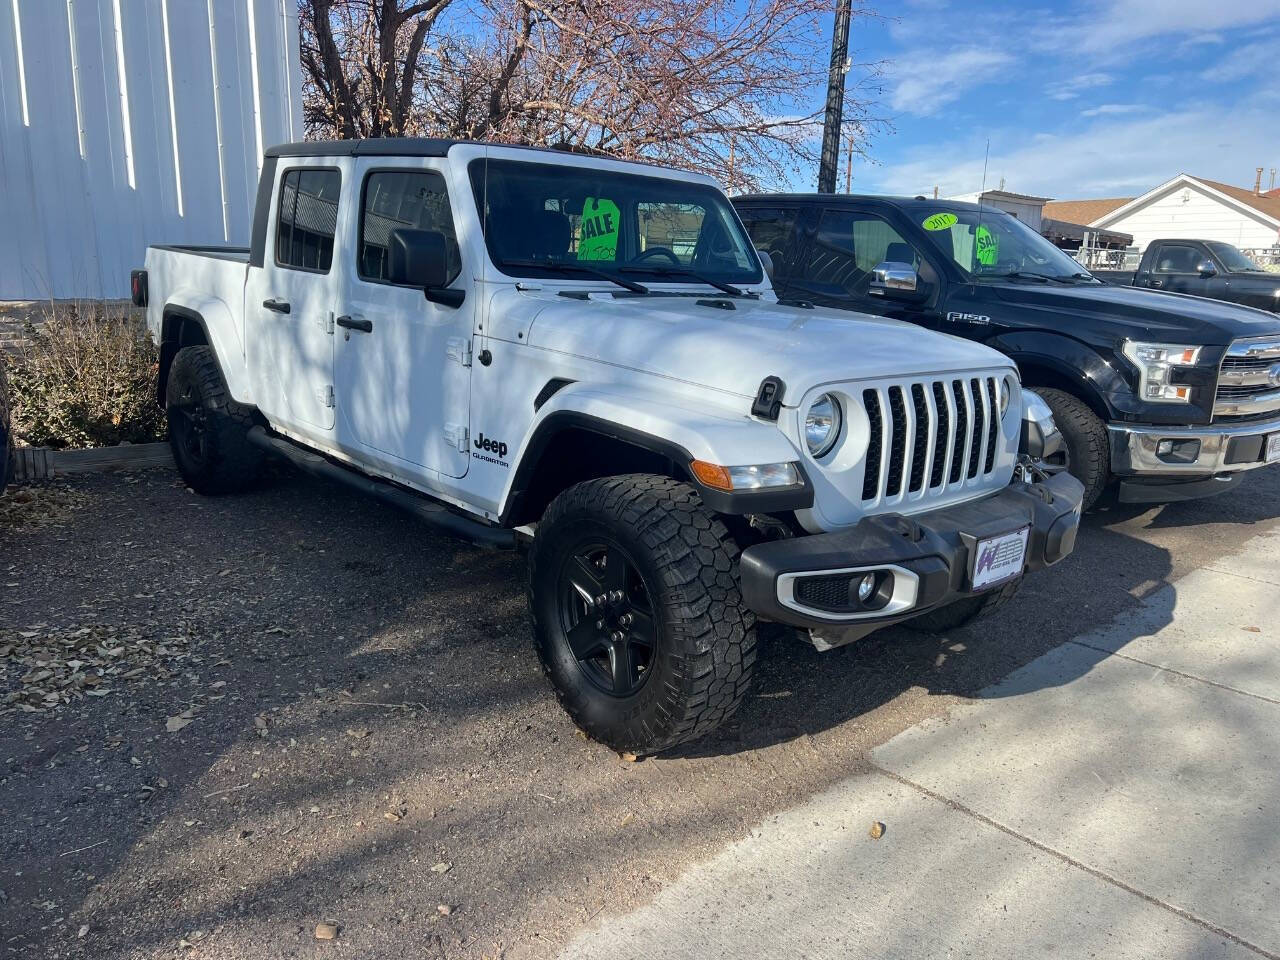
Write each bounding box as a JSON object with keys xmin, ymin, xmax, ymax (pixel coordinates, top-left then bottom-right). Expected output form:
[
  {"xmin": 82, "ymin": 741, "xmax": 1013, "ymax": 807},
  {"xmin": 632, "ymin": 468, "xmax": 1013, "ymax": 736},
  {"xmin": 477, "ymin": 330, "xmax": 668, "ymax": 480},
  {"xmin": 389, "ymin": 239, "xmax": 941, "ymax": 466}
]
[{"xmin": 132, "ymin": 139, "xmax": 1084, "ymax": 753}]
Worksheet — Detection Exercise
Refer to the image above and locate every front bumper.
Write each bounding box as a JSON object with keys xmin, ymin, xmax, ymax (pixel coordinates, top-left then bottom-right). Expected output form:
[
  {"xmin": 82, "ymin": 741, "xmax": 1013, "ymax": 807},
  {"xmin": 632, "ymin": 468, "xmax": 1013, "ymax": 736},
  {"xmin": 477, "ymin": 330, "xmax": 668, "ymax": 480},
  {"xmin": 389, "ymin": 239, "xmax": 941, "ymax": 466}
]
[
  {"xmin": 739, "ymin": 471, "xmax": 1084, "ymax": 642},
  {"xmin": 1108, "ymin": 413, "xmax": 1280, "ymax": 500}
]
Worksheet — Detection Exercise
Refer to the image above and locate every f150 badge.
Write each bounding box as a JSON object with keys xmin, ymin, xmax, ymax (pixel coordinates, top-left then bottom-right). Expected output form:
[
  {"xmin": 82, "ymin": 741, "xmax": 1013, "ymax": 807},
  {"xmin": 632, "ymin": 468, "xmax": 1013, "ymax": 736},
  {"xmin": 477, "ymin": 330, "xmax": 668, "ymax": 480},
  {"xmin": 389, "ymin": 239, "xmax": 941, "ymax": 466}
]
[{"xmin": 947, "ymin": 311, "xmax": 990, "ymax": 325}]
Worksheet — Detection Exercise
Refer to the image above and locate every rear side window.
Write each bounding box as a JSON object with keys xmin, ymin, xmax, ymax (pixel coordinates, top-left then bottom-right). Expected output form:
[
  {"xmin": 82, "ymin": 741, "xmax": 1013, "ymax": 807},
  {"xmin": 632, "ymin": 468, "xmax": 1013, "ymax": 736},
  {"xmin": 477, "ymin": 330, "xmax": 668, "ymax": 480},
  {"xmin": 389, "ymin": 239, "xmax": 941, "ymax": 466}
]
[
  {"xmin": 737, "ymin": 206, "xmax": 799, "ymax": 285},
  {"xmin": 358, "ymin": 170, "xmax": 460, "ymax": 285},
  {"xmin": 275, "ymin": 168, "xmax": 341, "ymax": 272}
]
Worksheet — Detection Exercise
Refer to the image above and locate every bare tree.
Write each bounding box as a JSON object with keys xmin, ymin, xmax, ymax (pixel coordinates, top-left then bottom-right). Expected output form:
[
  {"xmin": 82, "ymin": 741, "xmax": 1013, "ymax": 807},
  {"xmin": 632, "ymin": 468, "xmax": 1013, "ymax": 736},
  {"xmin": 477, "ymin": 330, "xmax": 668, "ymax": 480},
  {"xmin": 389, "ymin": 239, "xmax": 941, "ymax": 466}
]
[
  {"xmin": 299, "ymin": 0, "xmax": 451, "ymax": 137},
  {"xmin": 300, "ymin": 0, "xmax": 883, "ymax": 189}
]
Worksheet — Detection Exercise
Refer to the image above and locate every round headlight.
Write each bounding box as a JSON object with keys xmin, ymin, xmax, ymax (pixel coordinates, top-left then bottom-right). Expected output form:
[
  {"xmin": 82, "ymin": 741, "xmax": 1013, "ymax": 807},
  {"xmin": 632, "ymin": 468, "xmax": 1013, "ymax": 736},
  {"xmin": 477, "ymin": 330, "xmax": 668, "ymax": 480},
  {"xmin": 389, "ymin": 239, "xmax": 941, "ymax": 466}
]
[
  {"xmin": 804, "ymin": 393, "xmax": 842, "ymax": 458},
  {"xmin": 1000, "ymin": 379, "xmax": 1012, "ymax": 417}
]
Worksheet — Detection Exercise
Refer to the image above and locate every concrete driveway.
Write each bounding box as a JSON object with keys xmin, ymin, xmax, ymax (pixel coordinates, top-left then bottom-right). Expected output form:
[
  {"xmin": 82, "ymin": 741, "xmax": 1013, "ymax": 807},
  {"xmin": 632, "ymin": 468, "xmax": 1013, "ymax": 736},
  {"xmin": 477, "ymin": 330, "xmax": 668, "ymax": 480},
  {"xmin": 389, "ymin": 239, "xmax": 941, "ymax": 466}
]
[{"xmin": 563, "ymin": 527, "xmax": 1280, "ymax": 959}]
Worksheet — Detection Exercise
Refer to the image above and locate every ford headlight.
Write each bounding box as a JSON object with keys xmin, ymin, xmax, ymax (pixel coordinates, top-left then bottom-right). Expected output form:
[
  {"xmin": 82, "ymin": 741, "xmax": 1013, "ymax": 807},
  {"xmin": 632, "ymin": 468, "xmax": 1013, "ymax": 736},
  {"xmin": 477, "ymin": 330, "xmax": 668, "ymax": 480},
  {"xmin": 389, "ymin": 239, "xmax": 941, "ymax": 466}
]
[
  {"xmin": 804, "ymin": 393, "xmax": 842, "ymax": 458},
  {"xmin": 1121, "ymin": 341, "xmax": 1201, "ymax": 403}
]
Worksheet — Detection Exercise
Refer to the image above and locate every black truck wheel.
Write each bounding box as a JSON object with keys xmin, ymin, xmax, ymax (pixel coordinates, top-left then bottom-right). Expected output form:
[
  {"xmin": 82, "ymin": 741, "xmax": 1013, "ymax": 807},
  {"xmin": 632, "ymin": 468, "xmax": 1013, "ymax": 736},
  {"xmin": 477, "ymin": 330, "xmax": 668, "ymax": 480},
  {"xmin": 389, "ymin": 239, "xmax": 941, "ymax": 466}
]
[
  {"xmin": 904, "ymin": 577, "xmax": 1022, "ymax": 633},
  {"xmin": 528, "ymin": 474, "xmax": 757, "ymax": 754},
  {"xmin": 165, "ymin": 346, "xmax": 262, "ymax": 495},
  {"xmin": 1034, "ymin": 387, "xmax": 1110, "ymax": 510}
]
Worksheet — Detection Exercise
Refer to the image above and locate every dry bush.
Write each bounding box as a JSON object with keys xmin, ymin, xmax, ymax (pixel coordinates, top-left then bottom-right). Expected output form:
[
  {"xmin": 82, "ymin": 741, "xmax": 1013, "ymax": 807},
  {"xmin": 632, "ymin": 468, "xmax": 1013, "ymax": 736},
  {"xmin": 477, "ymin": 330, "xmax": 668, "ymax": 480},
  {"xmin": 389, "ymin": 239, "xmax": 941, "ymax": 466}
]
[{"xmin": 4, "ymin": 303, "xmax": 166, "ymax": 449}]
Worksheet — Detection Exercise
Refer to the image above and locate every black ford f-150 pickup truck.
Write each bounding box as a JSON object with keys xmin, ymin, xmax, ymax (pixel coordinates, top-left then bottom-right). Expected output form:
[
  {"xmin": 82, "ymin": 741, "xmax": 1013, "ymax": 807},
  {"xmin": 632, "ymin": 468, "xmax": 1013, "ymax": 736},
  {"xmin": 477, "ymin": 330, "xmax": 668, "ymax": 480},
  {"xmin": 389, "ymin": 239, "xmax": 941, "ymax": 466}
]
[
  {"xmin": 1091, "ymin": 238, "xmax": 1280, "ymax": 313},
  {"xmin": 734, "ymin": 194, "xmax": 1280, "ymax": 509}
]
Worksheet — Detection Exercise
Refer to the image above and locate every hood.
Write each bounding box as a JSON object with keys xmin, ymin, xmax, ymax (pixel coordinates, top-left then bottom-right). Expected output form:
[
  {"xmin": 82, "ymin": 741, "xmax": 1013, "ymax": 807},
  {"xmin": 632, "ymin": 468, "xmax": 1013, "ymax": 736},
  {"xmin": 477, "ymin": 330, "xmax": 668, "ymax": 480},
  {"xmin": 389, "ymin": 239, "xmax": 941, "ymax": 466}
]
[
  {"xmin": 517, "ymin": 292, "xmax": 1012, "ymax": 401},
  {"xmin": 988, "ymin": 281, "xmax": 1280, "ymax": 343}
]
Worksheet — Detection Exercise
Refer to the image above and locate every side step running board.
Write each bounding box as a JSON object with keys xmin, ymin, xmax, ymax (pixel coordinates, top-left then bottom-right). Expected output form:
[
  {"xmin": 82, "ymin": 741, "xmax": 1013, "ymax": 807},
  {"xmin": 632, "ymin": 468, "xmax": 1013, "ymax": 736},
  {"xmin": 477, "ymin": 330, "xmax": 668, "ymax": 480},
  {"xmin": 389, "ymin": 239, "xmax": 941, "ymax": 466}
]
[{"xmin": 247, "ymin": 427, "xmax": 516, "ymax": 550}]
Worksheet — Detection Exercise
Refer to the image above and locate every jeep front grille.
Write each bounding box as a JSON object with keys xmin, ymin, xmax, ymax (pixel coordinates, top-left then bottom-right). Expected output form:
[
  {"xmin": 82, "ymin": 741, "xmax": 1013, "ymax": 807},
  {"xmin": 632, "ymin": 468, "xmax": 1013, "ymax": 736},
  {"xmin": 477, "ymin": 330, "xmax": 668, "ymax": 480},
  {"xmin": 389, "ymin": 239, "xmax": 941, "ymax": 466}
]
[
  {"xmin": 1215, "ymin": 338, "xmax": 1280, "ymax": 420},
  {"xmin": 861, "ymin": 376, "xmax": 1005, "ymax": 503}
]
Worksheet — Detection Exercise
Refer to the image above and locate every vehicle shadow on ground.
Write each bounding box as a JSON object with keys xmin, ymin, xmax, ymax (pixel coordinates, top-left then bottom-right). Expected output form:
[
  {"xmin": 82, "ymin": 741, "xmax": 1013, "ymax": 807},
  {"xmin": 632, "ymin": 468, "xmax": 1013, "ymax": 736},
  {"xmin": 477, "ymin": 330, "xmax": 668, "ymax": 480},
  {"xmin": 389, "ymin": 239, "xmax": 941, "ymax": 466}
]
[{"xmin": 3, "ymin": 466, "xmax": 1277, "ymax": 959}]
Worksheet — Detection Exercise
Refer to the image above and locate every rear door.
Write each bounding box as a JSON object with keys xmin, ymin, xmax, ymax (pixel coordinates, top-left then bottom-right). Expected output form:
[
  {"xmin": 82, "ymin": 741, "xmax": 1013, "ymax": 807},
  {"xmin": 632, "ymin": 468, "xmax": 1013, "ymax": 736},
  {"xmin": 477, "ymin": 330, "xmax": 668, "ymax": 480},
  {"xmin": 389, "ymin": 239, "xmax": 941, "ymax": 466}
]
[
  {"xmin": 244, "ymin": 163, "xmax": 342, "ymax": 434},
  {"xmin": 332, "ymin": 160, "xmax": 473, "ymax": 480}
]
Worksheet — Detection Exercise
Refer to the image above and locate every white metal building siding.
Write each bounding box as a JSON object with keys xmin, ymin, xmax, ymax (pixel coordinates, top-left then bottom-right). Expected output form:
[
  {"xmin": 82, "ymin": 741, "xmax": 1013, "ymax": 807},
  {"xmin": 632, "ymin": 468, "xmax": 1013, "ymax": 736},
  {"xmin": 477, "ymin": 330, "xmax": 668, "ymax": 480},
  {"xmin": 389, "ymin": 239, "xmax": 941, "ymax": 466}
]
[
  {"xmin": 1101, "ymin": 183, "xmax": 1280, "ymax": 253},
  {"xmin": 0, "ymin": 0, "xmax": 302, "ymax": 300}
]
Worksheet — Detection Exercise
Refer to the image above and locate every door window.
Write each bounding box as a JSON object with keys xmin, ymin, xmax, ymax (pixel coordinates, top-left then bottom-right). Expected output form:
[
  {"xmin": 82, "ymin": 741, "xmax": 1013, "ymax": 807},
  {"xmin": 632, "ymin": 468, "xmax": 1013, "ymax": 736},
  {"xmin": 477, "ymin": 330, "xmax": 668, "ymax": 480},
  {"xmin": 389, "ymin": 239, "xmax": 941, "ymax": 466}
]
[
  {"xmin": 275, "ymin": 168, "xmax": 341, "ymax": 272},
  {"xmin": 796, "ymin": 210, "xmax": 922, "ymax": 298},
  {"xmin": 358, "ymin": 170, "xmax": 461, "ymax": 285},
  {"xmin": 737, "ymin": 207, "xmax": 800, "ymax": 284},
  {"xmin": 1153, "ymin": 245, "xmax": 1202, "ymax": 274}
]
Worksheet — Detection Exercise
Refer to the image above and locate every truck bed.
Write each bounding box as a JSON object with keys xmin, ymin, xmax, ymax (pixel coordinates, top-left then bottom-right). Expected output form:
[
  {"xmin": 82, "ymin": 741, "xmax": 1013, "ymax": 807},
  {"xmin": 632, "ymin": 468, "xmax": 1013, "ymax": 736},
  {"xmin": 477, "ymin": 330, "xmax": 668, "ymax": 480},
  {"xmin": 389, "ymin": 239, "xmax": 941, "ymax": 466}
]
[{"xmin": 150, "ymin": 244, "xmax": 250, "ymax": 264}]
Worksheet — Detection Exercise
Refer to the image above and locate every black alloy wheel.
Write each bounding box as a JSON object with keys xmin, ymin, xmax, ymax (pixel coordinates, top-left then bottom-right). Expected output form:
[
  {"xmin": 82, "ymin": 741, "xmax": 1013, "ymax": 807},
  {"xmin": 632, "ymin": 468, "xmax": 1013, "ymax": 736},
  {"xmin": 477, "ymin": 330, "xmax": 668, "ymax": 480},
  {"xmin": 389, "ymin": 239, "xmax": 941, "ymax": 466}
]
[{"xmin": 558, "ymin": 540, "xmax": 657, "ymax": 697}]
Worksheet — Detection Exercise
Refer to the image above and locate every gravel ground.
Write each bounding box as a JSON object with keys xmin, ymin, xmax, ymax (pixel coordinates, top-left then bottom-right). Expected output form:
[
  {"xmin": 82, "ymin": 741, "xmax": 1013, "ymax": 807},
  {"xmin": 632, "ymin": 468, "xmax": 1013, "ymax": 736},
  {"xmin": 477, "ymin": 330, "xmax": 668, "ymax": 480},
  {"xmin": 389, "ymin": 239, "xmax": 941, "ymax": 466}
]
[{"xmin": 3, "ymin": 463, "xmax": 1279, "ymax": 959}]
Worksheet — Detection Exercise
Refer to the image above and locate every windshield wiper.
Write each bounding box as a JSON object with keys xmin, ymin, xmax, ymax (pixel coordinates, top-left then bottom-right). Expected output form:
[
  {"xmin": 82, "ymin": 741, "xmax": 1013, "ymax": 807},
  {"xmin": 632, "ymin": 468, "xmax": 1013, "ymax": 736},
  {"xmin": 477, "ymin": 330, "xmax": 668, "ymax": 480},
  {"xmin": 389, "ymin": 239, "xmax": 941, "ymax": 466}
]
[
  {"xmin": 501, "ymin": 258, "xmax": 649, "ymax": 295},
  {"xmin": 982, "ymin": 270, "xmax": 1076, "ymax": 285},
  {"xmin": 619, "ymin": 265, "xmax": 745, "ymax": 297}
]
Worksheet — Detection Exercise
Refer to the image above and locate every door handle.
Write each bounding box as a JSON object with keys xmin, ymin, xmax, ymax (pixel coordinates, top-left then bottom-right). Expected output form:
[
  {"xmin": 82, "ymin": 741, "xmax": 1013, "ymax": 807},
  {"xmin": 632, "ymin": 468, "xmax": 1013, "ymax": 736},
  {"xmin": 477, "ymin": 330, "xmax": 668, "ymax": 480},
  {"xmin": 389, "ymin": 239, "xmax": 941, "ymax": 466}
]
[
  {"xmin": 263, "ymin": 298, "xmax": 291, "ymax": 314},
  {"xmin": 336, "ymin": 315, "xmax": 372, "ymax": 333},
  {"xmin": 1149, "ymin": 280, "xmax": 1163, "ymax": 288}
]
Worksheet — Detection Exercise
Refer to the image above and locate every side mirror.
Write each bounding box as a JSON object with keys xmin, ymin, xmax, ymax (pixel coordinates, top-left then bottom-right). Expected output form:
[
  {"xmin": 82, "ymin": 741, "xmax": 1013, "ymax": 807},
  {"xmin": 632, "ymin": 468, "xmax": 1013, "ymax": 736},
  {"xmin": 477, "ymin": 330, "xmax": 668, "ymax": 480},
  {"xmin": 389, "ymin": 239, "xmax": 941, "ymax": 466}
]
[
  {"xmin": 756, "ymin": 248, "xmax": 775, "ymax": 282},
  {"xmin": 388, "ymin": 229, "xmax": 464, "ymax": 307},
  {"xmin": 870, "ymin": 260, "xmax": 921, "ymax": 299},
  {"xmin": 1196, "ymin": 259, "xmax": 1218, "ymax": 278},
  {"xmin": 1020, "ymin": 390, "xmax": 1064, "ymax": 461}
]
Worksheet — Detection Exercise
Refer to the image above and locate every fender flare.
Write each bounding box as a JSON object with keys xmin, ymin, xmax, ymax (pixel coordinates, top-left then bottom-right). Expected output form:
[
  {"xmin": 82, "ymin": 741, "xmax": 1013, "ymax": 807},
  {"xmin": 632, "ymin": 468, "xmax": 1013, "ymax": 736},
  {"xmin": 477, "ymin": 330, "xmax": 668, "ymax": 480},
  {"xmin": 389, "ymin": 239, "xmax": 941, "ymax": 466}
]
[
  {"xmin": 158, "ymin": 292, "xmax": 252, "ymax": 406},
  {"xmin": 985, "ymin": 330, "xmax": 1128, "ymax": 420},
  {"xmin": 499, "ymin": 384, "xmax": 814, "ymax": 524}
]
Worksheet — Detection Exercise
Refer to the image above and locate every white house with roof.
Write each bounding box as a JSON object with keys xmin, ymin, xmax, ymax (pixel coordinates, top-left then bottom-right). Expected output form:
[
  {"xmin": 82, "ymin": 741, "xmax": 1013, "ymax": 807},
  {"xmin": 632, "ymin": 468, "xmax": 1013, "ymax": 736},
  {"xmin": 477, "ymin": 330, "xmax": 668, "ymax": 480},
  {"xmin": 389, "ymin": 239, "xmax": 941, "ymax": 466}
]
[{"xmin": 1043, "ymin": 174, "xmax": 1280, "ymax": 255}]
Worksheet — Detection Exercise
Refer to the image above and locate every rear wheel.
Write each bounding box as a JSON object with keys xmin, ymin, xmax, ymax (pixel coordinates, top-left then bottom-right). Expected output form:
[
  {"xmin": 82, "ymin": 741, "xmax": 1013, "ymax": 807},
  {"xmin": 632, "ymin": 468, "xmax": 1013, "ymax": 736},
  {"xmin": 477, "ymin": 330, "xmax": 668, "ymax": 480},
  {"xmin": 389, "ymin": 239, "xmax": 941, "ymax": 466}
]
[
  {"xmin": 528, "ymin": 475, "xmax": 757, "ymax": 754},
  {"xmin": 1034, "ymin": 387, "xmax": 1110, "ymax": 510},
  {"xmin": 166, "ymin": 345, "xmax": 262, "ymax": 495},
  {"xmin": 904, "ymin": 577, "xmax": 1021, "ymax": 633}
]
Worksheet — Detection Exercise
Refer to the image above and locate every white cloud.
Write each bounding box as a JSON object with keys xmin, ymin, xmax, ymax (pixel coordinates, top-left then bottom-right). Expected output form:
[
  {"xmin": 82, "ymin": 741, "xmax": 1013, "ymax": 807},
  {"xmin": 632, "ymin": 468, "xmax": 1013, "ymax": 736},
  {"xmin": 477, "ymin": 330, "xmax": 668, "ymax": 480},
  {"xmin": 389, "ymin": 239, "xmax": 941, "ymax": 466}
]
[
  {"xmin": 1201, "ymin": 39, "xmax": 1280, "ymax": 81},
  {"xmin": 1044, "ymin": 72, "xmax": 1113, "ymax": 101},
  {"xmin": 1079, "ymin": 103, "xmax": 1149, "ymax": 118},
  {"xmin": 1031, "ymin": 0, "xmax": 1280, "ymax": 57},
  {"xmin": 861, "ymin": 101, "xmax": 1280, "ymax": 199},
  {"xmin": 889, "ymin": 48, "xmax": 1016, "ymax": 116}
]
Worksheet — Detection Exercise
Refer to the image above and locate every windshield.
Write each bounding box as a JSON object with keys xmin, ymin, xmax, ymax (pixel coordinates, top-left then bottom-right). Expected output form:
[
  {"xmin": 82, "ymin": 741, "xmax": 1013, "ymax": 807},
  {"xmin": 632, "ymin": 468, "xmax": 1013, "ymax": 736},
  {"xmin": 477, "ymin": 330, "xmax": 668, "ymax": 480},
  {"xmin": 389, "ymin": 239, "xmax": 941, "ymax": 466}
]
[
  {"xmin": 916, "ymin": 207, "xmax": 1094, "ymax": 281},
  {"xmin": 468, "ymin": 158, "xmax": 762, "ymax": 286},
  {"xmin": 1205, "ymin": 241, "xmax": 1264, "ymax": 273}
]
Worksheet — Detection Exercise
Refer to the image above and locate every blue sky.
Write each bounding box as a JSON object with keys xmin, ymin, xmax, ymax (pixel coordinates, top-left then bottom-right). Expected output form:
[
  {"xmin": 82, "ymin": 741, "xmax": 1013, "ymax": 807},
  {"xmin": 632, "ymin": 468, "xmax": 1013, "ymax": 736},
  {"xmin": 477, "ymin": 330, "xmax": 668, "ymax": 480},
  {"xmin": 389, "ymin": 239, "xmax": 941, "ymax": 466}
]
[{"xmin": 840, "ymin": 0, "xmax": 1280, "ymax": 201}]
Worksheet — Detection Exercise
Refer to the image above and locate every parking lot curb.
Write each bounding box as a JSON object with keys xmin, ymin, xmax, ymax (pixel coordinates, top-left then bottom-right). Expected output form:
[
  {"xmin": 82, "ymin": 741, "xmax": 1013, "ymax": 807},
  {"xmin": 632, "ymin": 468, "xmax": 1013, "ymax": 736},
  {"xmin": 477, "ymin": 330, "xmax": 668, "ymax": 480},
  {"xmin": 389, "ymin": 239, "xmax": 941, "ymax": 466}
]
[{"xmin": 12, "ymin": 442, "xmax": 173, "ymax": 483}]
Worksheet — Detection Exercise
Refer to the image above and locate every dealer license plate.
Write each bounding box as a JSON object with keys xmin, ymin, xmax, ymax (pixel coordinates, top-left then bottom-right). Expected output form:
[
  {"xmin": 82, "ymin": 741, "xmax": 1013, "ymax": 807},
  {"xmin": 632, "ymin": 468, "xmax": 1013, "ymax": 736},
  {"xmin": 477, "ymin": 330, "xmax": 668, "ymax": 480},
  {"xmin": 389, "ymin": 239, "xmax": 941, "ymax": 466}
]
[
  {"xmin": 1266, "ymin": 434, "xmax": 1280, "ymax": 464},
  {"xmin": 971, "ymin": 527, "xmax": 1030, "ymax": 591}
]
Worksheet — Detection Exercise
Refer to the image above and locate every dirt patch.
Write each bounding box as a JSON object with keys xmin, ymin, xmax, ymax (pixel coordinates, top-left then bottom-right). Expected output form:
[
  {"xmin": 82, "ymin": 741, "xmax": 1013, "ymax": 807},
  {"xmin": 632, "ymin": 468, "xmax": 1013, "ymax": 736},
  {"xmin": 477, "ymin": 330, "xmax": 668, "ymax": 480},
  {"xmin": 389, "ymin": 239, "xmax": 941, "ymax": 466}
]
[{"xmin": 2, "ymin": 466, "xmax": 1278, "ymax": 959}]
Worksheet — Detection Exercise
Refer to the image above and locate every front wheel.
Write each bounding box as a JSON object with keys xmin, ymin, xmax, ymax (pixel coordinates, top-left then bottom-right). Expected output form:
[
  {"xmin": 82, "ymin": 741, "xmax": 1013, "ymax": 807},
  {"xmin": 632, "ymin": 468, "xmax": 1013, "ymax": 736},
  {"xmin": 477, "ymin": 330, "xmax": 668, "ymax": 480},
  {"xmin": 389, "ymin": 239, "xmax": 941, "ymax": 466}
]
[
  {"xmin": 1033, "ymin": 387, "xmax": 1110, "ymax": 510},
  {"xmin": 528, "ymin": 475, "xmax": 757, "ymax": 754}
]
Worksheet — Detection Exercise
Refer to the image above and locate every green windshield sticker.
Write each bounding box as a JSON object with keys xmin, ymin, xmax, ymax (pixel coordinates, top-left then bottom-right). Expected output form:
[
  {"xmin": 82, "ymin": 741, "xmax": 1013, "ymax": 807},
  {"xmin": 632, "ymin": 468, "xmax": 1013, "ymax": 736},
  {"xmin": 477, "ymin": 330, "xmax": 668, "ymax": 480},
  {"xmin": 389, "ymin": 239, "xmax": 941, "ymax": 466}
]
[
  {"xmin": 922, "ymin": 212, "xmax": 958, "ymax": 231},
  {"xmin": 975, "ymin": 224, "xmax": 999, "ymax": 266},
  {"xmin": 578, "ymin": 197, "xmax": 620, "ymax": 261}
]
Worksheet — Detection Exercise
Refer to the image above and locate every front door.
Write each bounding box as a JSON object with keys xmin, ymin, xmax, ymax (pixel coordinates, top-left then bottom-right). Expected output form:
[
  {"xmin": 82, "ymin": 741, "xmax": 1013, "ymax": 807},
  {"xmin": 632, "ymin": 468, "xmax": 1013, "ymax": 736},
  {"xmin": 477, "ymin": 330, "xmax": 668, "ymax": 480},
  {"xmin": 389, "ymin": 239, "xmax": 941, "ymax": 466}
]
[
  {"xmin": 333, "ymin": 160, "xmax": 472, "ymax": 480},
  {"xmin": 245, "ymin": 163, "xmax": 342, "ymax": 435},
  {"xmin": 785, "ymin": 206, "xmax": 940, "ymax": 327},
  {"xmin": 1149, "ymin": 243, "xmax": 1227, "ymax": 300}
]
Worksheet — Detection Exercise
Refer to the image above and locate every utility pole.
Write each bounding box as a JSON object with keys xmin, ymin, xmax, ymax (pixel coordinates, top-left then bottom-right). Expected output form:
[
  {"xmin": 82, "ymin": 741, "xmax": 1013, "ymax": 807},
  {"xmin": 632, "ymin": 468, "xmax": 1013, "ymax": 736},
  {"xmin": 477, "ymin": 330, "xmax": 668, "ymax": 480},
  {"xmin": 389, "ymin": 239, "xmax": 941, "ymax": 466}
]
[{"xmin": 817, "ymin": 0, "xmax": 852, "ymax": 193}]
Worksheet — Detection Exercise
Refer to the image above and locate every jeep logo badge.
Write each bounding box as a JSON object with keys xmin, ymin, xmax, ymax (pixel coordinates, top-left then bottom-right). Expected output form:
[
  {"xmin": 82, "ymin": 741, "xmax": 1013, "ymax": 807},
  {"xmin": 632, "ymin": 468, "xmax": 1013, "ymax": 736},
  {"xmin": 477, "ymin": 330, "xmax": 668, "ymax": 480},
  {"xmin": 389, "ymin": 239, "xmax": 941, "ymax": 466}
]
[{"xmin": 474, "ymin": 433, "xmax": 508, "ymax": 458}]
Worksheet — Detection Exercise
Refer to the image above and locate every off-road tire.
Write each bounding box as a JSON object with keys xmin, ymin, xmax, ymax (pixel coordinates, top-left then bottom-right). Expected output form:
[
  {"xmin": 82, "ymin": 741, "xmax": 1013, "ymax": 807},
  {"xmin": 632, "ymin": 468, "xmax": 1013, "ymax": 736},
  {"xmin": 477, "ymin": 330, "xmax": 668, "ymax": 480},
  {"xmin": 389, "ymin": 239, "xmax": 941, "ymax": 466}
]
[
  {"xmin": 1035, "ymin": 387, "xmax": 1110, "ymax": 510},
  {"xmin": 528, "ymin": 474, "xmax": 757, "ymax": 754},
  {"xmin": 904, "ymin": 577, "xmax": 1022, "ymax": 633},
  {"xmin": 166, "ymin": 345, "xmax": 262, "ymax": 495}
]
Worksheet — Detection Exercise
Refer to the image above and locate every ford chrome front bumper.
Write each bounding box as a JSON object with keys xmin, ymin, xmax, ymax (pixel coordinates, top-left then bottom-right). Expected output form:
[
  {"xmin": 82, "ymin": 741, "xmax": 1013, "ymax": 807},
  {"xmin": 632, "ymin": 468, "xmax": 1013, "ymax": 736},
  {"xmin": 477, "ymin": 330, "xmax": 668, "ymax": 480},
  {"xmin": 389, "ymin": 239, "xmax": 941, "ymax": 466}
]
[{"xmin": 1108, "ymin": 413, "xmax": 1280, "ymax": 502}]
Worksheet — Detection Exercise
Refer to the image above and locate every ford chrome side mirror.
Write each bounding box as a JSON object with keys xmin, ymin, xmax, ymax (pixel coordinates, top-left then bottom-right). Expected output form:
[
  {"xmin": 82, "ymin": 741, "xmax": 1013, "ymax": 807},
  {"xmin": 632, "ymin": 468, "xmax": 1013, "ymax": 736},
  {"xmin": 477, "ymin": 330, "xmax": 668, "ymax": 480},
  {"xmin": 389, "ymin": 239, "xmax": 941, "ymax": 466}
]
[
  {"xmin": 1196, "ymin": 259, "xmax": 1218, "ymax": 278},
  {"xmin": 870, "ymin": 261, "xmax": 920, "ymax": 298},
  {"xmin": 1020, "ymin": 390, "xmax": 1064, "ymax": 461}
]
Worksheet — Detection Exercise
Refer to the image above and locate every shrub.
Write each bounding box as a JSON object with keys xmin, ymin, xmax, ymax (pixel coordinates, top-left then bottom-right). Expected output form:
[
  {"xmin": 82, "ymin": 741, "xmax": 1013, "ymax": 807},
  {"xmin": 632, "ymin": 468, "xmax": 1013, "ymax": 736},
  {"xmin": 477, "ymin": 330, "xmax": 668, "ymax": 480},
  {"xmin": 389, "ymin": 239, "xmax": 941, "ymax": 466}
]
[{"xmin": 4, "ymin": 303, "xmax": 166, "ymax": 449}]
